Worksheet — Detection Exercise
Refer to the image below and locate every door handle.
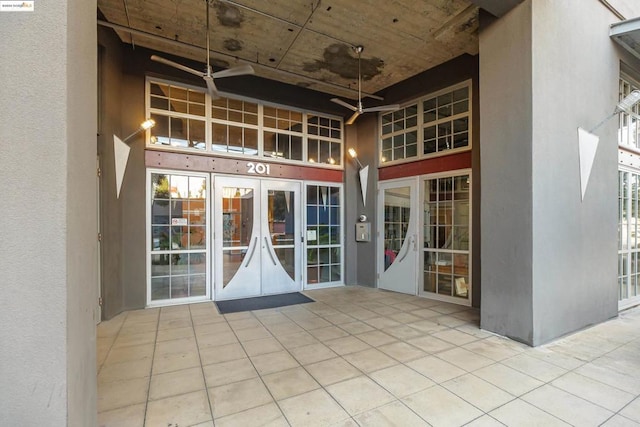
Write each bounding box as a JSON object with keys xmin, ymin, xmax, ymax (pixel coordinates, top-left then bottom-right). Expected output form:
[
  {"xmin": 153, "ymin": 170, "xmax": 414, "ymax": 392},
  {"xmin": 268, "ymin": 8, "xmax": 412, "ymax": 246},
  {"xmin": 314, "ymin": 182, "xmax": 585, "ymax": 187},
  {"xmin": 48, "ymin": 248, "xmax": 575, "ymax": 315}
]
[
  {"xmin": 264, "ymin": 236, "xmax": 277, "ymax": 265},
  {"xmin": 244, "ymin": 237, "xmax": 258, "ymax": 267}
]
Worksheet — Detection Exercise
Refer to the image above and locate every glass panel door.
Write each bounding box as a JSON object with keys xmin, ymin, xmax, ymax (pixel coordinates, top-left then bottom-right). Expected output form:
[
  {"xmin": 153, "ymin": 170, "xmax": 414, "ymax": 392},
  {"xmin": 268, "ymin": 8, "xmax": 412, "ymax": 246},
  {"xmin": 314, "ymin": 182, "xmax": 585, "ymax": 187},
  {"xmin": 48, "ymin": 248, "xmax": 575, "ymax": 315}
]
[
  {"xmin": 214, "ymin": 176, "xmax": 301, "ymax": 300},
  {"xmin": 377, "ymin": 178, "xmax": 418, "ymax": 294}
]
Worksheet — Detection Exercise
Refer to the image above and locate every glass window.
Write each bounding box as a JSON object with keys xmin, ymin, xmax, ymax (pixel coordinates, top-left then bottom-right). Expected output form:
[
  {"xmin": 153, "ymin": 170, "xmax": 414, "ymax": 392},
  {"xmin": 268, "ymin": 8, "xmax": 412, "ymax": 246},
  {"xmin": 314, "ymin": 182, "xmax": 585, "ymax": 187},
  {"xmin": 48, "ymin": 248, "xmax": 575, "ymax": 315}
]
[
  {"xmin": 423, "ymin": 174, "xmax": 471, "ymax": 300},
  {"xmin": 306, "ymin": 184, "xmax": 342, "ymax": 286},
  {"xmin": 149, "ymin": 172, "xmax": 208, "ymax": 303}
]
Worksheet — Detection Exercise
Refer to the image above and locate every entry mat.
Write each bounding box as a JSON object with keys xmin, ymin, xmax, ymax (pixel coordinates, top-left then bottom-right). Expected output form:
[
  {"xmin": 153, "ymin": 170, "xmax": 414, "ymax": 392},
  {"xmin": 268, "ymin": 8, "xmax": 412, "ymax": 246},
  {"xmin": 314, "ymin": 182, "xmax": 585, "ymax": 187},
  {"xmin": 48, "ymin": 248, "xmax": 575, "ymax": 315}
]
[{"xmin": 215, "ymin": 292, "xmax": 315, "ymax": 314}]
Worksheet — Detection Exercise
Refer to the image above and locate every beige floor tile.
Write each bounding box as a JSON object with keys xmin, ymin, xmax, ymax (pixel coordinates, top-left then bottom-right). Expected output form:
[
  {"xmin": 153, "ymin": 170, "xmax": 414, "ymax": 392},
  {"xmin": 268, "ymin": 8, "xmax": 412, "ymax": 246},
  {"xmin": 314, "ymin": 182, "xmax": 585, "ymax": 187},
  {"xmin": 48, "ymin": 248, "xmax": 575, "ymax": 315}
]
[
  {"xmin": 383, "ymin": 325, "xmax": 424, "ymax": 340},
  {"xmin": 155, "ymin": 336, "xmax": 198, "ymax": 357},
  {"xmin": 241, "ymin": 337, "xmax": 284, "ymax": 356},
  {"xmin": 202, "ymin": 358, "xmax": 257, "ymax": 387},
  {"xmin": 145, "ymin": 390, "xmax": 212, "ymax": 426},
  {"xmin": 408, "ymin": 319, "xmax": 449, "ymax": 334},
  {"xmin": 306, "ymin": 357, "xmax": 362, "ymax": 386},
  {"xmin": 209, "ymin": 377, "xmax": 273, "ymax": 418},
  {"xmin": 158, "ymin": 317, "xmax": 193, "ymax": 330},
  {"xmin": 409, "ymin": 308, "xmax": 441, "ymax": 319},
  {"xmin": 289, "ymin": 342, "xmax": 338, "ymax": 365},
  {"xmin": 353, "ymin": 401, "xmax": 429, "ymax": 427},
  {"xmin": 364, "ymin": 317, "xmax": 402, "ymax": 330},
  {"xmin": 228, "ymin": 317, "xmax": 262, "ymax": 331},
  {"xmin": 551, "ymin": 372, "xmax": 634, "ymax": 412},
  {"xmin": 402, "ymin": 385, "xmax": 484, "ymax": 426},
  {"xmin": 223, "ymin": 311, "xmax": 254, "ymax": 321},
  {"xmin": 103, "ymin": 343, "xmax": 154, "ymax": 366},
  {"xmin": 406, "ymin": 355, "xmax": 466, "ymax": 383},
  {"xmin": 235, "ymin": 326, "xmax": 272, "ymax": 342},
  {"xmin": 463, "ymin": 415, "xmax": 506, "ymax": 426},
  {"xmin": 156, "ymin": 325, "xmax": 194, "ymax": 342},
  {"xmin": 455, "ymin": 324, "xmax": 495, "ymax": 339},
  {"xmin": 98, "ymin": 358, "xmax": 153, "ymax": 383},
  {"xmin": 619, "ymin": 396, "xmax": 640, "ymax": 423},
  {"xmin": 432, "ymin": 329, "xmax": 478, "ymax": 346},
  {"xmin": 98, "ymin": 377, "xmax": 149, "ymax": 412},
  {"xmin": 265, "ymin": 321, "xmax": 306, "ymax": 337},
  {"xmin": 356, "ymin": 330, "xmax": 397, "ymax": 347},
  {"xmin": 112, "ymin": 331, "xmax": 157, "ymax": 348},
  {"xmin": 120, "ymin": 320, "xmax": 158, "ymax": 335},
  {"xmin": 152, "ymin": 350, "xmax": 201, "ymax": 374},
  {"xmin": 526, "ymin": 346, "xmax": 584, "ymax": 370},
  {"xmin": 326, "ymin": 376, "xmax": 395, "ymax": 415},
  {"xmin": 262, "ymin": 366, "xmax": 320, "ymax": 400},
  {"xmin": 490, "ymin": 399, "xmax": 570, "ymax": 426},
  {"xmin": 255, "ymin": 312, "xmax": 290, "ymax": 326},
  {"xmin": 343, "ymin": 348, "xmax": 398, "ymax": 374},
  {"xmin": 462, "ymin": 337, "xmax": 524, "ymax": 361},
  {"xmin": 323, "ymin": 313, "xmax": 356, "ymax": 325},
  {"xmin": 278, "ymin": 388, "xmax": 350, "ymax": 427},
  {"xmin": 149, "ymin": 366, "xmax": 205, "ymax": 401},
  {"xmin": 576, "ymin": 361, "xmax": 640, "ymax": 395},
  {"xmin": 294, "ymin": 316, "xmax": 332, "ymax": 330},
  {"xmin": 309, "ymin": 325, "xmax": 351, "ymax": 341},
  {"xmin": 199, "ymin": 342, "xmax": 247, "ymax": 366},
  {"xmin": 194, "ymin": 321, "xmax": 233, "ymax": 336},
  {"xmin": 522, "ymin": 384, "xmax": 613, "ymax": 426},
  {"xmin": 502, "ymin": 353, "xmax": 567, "ymax": 382},
  {"xmin": 215, "ymin": 402, "xmax": 288, "ymax": 427},
  {"xmin": 378, "ymin": 342, "xmax": 427, "ymax": 363},
  {"xmin": 346, "ymin": 308, "xmax": 378, "ymax": 321},
  {"xmin": 601, "ymin": 415, "xmax": 640, "ymax": 427},
  {"xmin": 276, "ymin": 331, "xmax": 319, "ymax": 349},
  {"xmin": 97, "ymin": 403, "xmax": 145, "ymax": 427},
  {"xmin": 369, "ymin": 364, "xmax": 434, "ymax": 398},
  {"xmin": 436, "ymin": 347, "xmax": 495, "ymax": 371},
  {"xmin": 250, "ymin": 350, "xmax": 299, "ymax": 375},
  {"xmin": 473, "ymin": 363, "xmax": 544, "ymax": 396},
  {"xmin": 407, "ymin": 335, "xmax": 456, "ymax": 354},
  {"xmin": 338, "ymin": 321, "xmax": 376, "ymax": 335},
  {"xmin": 324, "ymin": 336, "xmax": 371, "ymax": 355},
  {"xmin": 433, "ymin": 315, "xmax": 468, "ymax": 328},
  {"xmin": 196, "ymin": 330, "xmax": 239, "ymax": 348},
  {"xmin": 442, "ymin": 373, "xmax": 514, "ymax": 412},
  {"xmin": 430, "ymin": 303, "xmax": 467, "ymax": 315}
]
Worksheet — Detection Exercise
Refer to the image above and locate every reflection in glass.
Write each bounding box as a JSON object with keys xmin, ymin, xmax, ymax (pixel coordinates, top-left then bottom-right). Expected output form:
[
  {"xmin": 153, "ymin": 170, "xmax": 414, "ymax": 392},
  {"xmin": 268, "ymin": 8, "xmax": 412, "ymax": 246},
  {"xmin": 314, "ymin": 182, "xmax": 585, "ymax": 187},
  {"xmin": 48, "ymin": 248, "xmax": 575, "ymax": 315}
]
[
  {"xmin": 383, "ymin": 187, "xmax": 410, "ymax": 271},
  {"xmin": 190, "ymin": 275, "xmax": 206, "ymax": 297},
  {"xmin": 222, "ymin": 187, "xmax": 253, "ymax": 247},
  {"xmin": 151, "ymin": 277, "xmax": 170, "ymax": 300}
]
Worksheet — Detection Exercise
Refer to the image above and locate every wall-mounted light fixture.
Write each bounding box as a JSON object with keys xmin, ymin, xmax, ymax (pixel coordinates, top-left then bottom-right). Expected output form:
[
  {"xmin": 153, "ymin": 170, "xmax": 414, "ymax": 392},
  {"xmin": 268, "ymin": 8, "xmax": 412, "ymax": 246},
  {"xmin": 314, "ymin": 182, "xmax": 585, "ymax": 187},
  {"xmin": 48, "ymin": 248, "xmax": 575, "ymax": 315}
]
[
  {"xmin": 578, "ymin": 90, "xmax": 640, "ymax": 201},
  {"xmin": 347, "ymin": 148, "xmax": 369, "ymax": 207},
  {"xmin": 114, "ymin": 119, "xmax": 156, "ymax": 198}
]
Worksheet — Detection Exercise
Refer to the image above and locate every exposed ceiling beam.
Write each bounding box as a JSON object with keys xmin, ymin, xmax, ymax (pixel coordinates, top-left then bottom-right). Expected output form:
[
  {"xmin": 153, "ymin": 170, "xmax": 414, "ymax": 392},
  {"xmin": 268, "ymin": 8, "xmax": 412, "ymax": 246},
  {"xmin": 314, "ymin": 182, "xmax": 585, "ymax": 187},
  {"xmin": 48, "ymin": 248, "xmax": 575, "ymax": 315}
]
[{"xmin": 468, "ymin": 0, "xmax": 523, "ymax": 17}]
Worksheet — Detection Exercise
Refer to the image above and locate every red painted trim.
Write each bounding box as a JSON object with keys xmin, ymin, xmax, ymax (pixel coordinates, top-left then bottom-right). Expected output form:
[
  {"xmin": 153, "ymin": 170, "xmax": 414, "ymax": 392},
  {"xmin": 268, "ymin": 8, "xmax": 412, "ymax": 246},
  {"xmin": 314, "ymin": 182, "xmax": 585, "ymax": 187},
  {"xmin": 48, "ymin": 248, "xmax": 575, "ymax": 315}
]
[
  {"xmin": 378, "ymin": 151, "xmax": 472, "ymax": 181},
  {"xmin": 145, "ymin": 149, "xmax": 344, "ymax": 182}
]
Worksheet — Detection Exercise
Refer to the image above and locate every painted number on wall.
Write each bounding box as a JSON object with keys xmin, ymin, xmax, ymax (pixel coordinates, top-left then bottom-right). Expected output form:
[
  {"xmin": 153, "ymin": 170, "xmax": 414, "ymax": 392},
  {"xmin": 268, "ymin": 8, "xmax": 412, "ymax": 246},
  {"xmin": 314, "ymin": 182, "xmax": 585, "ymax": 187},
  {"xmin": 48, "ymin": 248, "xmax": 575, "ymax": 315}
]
[{"xmin": 247, "ymin": 162, "xmax": 271, "ymax": 175}]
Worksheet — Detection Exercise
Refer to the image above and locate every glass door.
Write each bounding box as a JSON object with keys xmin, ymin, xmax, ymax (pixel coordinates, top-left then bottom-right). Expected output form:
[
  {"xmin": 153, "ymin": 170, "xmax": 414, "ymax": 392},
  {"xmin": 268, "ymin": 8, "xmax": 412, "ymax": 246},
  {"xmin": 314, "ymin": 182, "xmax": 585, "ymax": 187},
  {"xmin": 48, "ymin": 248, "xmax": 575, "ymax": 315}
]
[
  {"xmin": 214, "ymin": 176, "xmax": 301, "ymax": 300},
  {"xmin": 377, "ymin": 178, "xmax": 418, "ymax": 294}
]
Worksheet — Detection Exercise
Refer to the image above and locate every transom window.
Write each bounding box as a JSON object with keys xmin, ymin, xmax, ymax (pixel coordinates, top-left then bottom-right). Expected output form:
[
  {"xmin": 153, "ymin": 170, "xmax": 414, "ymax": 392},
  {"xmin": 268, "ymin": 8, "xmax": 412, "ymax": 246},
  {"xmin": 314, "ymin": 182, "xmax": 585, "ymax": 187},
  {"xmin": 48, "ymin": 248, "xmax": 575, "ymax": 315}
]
[
  {"xmin": 146, "ymin": 78, "xmax": 343, "ymax": 167},
  {"xmin": 380, "ymin": 81, "xmax": 471, "ymax": 165}
]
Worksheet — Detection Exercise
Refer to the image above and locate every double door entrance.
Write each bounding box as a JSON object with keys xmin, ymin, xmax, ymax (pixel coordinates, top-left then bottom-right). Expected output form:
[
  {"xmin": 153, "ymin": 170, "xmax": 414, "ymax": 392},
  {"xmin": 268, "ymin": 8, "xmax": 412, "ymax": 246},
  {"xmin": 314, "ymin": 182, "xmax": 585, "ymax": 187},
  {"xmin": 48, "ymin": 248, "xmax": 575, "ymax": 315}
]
[{"xmin": 214, "ymin": 177, "xmax": 301, "ymax": 300}]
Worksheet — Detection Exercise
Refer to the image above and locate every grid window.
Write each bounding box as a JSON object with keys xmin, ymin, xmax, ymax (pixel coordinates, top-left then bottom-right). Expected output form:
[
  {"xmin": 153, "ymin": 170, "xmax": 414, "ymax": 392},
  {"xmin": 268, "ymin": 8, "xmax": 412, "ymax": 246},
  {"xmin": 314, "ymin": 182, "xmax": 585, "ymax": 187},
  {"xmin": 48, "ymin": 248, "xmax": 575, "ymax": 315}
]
[
  {"xmin": 618, "ymin": 170, "xmax": 640, "ymax": 304},
  {"xmin": 306, "ymin": 185, "xmax": 342, "ymax": 285},
  {"xmin": 150, "ymin": 173, "xmax": 208, "ymax": 302},
  {"xmin": 619, "ymin": 77, "xmax": 640, "ymax": 149},
  {"xmin": 422, "ymin": 174, "xmax": 470, "ymax": 300},
  {"xmin": 147, "ymin": 79, "xmax": 343, "ymax": 167},
  {"xmin": 380, "ymin": 104, "xmax": 418, "ymax": 163}
]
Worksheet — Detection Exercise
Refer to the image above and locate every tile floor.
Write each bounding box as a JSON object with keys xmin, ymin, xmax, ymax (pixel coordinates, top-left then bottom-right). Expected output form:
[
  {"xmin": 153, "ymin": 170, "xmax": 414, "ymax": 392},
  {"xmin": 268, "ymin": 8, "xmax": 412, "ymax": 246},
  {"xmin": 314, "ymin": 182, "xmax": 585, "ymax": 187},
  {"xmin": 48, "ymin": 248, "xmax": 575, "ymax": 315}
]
[{"xmin": 97, "ymin": 286, "xmax": 640, "ymax": 427}]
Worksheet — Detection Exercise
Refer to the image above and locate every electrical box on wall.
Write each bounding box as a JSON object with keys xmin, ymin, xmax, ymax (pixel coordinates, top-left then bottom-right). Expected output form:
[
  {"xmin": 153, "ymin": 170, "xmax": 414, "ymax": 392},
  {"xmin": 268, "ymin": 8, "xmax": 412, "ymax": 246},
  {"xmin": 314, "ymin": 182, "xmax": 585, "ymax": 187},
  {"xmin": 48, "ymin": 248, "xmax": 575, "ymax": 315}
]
[{"xmin": 355, "ymin": 222, "xmax": 371, "ymax": 242}]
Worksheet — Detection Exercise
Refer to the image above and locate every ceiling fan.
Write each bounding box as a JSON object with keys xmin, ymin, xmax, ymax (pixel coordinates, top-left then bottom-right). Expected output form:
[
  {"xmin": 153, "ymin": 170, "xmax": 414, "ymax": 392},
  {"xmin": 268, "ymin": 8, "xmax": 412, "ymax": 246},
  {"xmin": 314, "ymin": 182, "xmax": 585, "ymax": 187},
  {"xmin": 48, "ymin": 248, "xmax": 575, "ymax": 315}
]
[
  {"xmin": 150, "ymin": 0, "xmax": 254, "ymax": 99},
  {"xmin": 331, "ymin": 46, "xmax": 399, "ymax": 125}
]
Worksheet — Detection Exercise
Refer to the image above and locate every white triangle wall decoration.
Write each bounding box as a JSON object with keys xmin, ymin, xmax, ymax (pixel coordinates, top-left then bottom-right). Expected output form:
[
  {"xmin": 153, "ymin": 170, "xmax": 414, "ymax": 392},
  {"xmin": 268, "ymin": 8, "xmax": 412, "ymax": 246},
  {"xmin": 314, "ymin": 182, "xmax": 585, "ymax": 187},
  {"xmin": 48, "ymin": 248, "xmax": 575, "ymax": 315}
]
[
  {"xmin": 114, "ymin": 135, "xmax": 131, "ymax": 199},
  {"xmin": 577, "ymin": 127, "xmax": 599, "ymax": 201},
  {"xmin": 359, "ymin": 165, "xmax": 369, "ymax": 207}
]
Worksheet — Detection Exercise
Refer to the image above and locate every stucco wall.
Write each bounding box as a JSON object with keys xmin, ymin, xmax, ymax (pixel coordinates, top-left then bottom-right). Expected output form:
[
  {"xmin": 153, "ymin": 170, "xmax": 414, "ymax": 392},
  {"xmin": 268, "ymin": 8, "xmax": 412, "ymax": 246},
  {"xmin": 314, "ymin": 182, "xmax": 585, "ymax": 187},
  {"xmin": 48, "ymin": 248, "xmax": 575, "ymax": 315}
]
[
  {"xmin": 0, "ymin": 0, "xmax": 97, "ymax": 425},
  {"xmin": 479, "ymin": 1, "xmax": 535, "ymax": 343}
]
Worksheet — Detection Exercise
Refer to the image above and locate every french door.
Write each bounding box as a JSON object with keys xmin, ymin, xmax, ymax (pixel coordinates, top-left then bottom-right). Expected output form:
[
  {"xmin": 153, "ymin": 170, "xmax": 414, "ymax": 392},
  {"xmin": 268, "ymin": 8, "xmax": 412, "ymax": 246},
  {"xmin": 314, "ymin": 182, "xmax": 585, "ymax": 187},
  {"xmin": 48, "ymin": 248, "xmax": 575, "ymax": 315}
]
[
  {"xmin": 377, "ymin": 178, "xmax": 419, "ymax": 294},
  {"xmin": 214, "ymin": 176, "xmax": 301, "ymax": 300}
]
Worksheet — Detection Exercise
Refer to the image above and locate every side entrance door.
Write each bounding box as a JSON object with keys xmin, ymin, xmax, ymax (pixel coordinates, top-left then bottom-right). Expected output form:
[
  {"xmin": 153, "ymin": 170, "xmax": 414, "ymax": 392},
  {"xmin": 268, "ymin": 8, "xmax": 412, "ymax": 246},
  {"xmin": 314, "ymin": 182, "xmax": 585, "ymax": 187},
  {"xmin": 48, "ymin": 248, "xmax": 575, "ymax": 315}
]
[
  {"xmin": 214, "ymin": 176, "xmax": 301, "ymax": 300},
  {"xmin": 377, "ymin": 178, "xmax": 418, "ymax": 294}
]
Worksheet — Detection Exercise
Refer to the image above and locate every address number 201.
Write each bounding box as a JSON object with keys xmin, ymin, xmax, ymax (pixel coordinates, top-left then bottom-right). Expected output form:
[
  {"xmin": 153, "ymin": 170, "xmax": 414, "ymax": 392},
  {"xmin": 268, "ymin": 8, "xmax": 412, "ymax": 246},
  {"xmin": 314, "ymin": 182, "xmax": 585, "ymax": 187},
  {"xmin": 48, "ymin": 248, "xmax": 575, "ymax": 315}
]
[{"xmin": 247, "ymin": 162, "xmax": 271, "ymax": 175}]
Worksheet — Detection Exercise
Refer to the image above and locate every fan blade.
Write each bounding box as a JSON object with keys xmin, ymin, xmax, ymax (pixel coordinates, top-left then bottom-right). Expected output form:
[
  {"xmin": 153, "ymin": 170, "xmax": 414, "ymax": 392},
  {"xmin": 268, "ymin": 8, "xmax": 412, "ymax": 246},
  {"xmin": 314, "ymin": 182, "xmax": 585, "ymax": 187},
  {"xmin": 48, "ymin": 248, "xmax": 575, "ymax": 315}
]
[
  {"xmin": 150, "ymin": 55, "xmax": 204, "ymax": 77},
  {"xmin": 346, "ymin": 111, "xmax": 361, "ymax": 125},
  {"xmin": 212, "ymin": 64, "xmax": 255, "ymax": 79},
  {"xmin": 203, "ymin": 75, "xmax": 219, "ymax": 99},
  {"xmin": 362, "ymin": 104, "xmax": 400, "ymax": 113},
  {"xmin": 331, "ymin": 98, "xmax": 358, "ymax": 112}
]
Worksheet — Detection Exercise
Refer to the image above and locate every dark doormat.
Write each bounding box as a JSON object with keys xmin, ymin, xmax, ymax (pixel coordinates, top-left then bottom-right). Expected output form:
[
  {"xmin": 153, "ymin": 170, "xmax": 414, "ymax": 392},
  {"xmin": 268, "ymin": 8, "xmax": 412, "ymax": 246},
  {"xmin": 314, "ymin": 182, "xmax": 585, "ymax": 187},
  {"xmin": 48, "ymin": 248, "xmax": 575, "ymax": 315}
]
[{"xmin": 215, "ymin": 292, "xmax": 314, "ymax": 314}]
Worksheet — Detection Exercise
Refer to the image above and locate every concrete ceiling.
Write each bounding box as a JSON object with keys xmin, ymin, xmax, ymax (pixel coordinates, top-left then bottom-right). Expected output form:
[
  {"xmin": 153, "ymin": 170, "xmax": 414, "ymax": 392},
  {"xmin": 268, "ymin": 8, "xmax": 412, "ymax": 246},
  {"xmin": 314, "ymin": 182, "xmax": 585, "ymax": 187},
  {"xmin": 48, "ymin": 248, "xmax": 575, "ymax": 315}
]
[{"xmin": 97, "ymin": 0, "xmax": 521, "ymax": 101}]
